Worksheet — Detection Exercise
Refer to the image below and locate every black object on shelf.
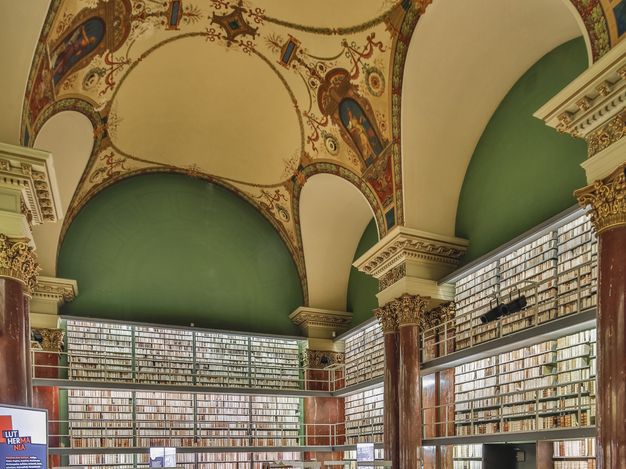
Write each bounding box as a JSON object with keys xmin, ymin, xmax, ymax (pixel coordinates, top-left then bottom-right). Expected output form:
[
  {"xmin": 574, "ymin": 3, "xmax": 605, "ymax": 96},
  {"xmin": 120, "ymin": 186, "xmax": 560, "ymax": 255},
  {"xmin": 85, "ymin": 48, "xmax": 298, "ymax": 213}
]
[{"xmin": 480, "ymin": 296, "xmax": 527, "ymax": 324}]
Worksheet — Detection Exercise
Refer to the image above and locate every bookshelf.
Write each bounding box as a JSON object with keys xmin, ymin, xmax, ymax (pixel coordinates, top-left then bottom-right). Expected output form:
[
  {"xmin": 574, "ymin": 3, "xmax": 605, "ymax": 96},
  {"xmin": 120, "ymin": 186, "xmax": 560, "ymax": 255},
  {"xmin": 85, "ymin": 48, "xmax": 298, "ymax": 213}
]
[
  {"xmin": 66, "ymin": 321, "xmax": 133, "ymax": 381},
  {"xmin": 453, "ymin": 444, "xmax": 482, "ymax": 469},
  {"xmin": 553, "ymin": 438, "xmax": 596, "ymax": 469},
  {"xmin": 454, "ymin": 329, "xmax": 596, "ymax": 437},
  {"xmin": 64, "ymin": 319, "xmax": 303, "ymax": 390},
  {"xmin": 454, "ymin": 261, "xmax": 499, "ymax": 350},
  {"xmin": 450, "ymin": 214, "xmax": 597, "ymax": 353},
  {"xmin": 498, "ymin": 233, "xmax": 557, "ymax": 332},
  {"xmin": 344, "ymin": 322, "xmax": 384, "ymax": 386},
  {"xmin": 250, "ymin": 337, "xmax": 301, "ymax": 389},
  {"xmin": 134, "ymin": 326, "xmax": 194, "ymax": 385},
  {"xmin": 344, "ymin": 385, "xmax": 384, "ymax": 444},
  {"xmin": 135, "ymin": 391, "xmax": 195, "ymax": 447},
  {"xmin": 67, "ymin": 389, "xmax": 134, "ymax": 448},
  {"xmin": 556, "ymin": 218, "xmax": 598, "ymax": 318}
]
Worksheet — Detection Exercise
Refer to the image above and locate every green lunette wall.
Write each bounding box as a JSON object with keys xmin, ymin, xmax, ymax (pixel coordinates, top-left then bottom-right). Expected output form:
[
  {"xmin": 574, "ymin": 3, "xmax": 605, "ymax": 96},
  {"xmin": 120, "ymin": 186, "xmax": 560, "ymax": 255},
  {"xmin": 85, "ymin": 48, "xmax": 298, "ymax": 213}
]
[
  {"xmin": 456, "ymin": 38, "xmax": 588, "ymax": 262},
  {"xmin": 58, "ymin": 173, "xmax": 303, "ymax": 335},
  {"xmin": 346, "ymin": 219, "xmax": 379, "ymax": 327}
]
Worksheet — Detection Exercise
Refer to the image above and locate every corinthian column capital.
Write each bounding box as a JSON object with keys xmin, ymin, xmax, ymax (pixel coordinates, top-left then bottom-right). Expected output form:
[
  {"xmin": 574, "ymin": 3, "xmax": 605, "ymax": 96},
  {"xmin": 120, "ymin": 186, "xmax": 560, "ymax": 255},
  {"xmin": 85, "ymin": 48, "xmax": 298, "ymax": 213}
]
[
  {"xmin": 576, "ymin": 163, "xmax": 626, "ymax": 234},
  {"xmin": 0, "ymin": 233, "xmax": 40, "ymax": 294},
  {"xmin": 375, "ymin": 303, "xmax": 398, "ymax": 334},
  {"xmin": 393, "ymin": 294, "xmax": 430, "ymax": 327},
  {"xmin": 32, "ymin": 328, "xmax": 65, "ymax": 352}
]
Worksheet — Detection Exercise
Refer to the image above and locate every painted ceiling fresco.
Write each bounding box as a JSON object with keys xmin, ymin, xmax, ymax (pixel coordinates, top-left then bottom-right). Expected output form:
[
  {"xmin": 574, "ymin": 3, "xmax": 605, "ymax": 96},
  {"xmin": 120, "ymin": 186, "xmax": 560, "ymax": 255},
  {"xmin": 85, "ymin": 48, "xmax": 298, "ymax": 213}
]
[
  {"xmin": 23, "ymin": 0, "xmax": 431, "ymax": 301},
  {"xmin": 20, "ymin": 0, "xmax": 623, "ymax": 301}
]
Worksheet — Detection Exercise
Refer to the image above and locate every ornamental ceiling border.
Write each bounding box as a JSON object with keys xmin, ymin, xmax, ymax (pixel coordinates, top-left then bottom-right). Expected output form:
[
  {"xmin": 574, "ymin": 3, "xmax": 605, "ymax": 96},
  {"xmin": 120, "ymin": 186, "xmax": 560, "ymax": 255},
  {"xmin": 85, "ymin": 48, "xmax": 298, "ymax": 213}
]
[{"xmin": 21, "ymin": 0, "xmax": 430, "ymax": 306}]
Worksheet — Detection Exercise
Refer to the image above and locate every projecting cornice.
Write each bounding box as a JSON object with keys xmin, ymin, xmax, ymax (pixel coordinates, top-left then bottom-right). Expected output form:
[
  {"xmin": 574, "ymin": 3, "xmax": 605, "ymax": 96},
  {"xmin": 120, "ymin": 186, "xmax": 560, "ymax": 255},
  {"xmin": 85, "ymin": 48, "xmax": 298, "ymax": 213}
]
[
  {"xmin": 289, "ymin": 307, "xmax": 352, "ymax": 339},
  {"xmin": 353, "ymin": 226, "xmax": 468, "ymax": 280},
  {"xmin": 0, "ymin": 142, "xmax": 63, "ymax": 225},
  {"xmin": 33, "ymin": 276, "xmax": 78, "ymax": 305},
  {"xmin": 535, "ymin": 39, "xmax": 626, "ymax": 185}
]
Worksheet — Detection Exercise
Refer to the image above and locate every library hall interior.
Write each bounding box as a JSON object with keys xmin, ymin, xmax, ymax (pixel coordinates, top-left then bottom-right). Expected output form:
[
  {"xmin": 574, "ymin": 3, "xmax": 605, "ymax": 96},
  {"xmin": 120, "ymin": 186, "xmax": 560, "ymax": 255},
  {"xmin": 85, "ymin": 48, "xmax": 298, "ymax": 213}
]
[{"xmin": 2, "ymin": 0, "xmax": 626, "ymax": 468}]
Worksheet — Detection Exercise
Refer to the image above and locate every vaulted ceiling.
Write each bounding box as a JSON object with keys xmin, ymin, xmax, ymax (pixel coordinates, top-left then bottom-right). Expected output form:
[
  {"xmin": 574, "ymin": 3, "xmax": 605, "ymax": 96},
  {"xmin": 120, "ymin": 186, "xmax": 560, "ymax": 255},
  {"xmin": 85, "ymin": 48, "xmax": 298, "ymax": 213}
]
[{"xmin": 2, "ymin": 0, "xmax": 624, "ymax": 310}]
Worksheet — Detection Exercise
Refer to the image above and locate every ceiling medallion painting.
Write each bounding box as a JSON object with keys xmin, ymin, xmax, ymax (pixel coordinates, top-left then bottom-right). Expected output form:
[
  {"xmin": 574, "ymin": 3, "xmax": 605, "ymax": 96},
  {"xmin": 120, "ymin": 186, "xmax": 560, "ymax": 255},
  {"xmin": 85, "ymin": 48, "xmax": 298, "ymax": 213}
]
[{"xmin": 22, "ymin": 0, "xmax": 428, "ymax": 301}]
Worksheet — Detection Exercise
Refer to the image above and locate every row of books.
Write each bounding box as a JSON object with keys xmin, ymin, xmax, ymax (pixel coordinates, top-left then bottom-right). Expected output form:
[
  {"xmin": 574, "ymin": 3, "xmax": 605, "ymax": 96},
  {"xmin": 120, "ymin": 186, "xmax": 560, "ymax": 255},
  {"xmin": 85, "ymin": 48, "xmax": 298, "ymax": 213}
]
[
  {"xmin": 344, "ymin": 322, "xmax": 384, "ymax": 386},
  {"xmin": 66, "ymin": 319, "xmax": 302, "ymax": 388}
]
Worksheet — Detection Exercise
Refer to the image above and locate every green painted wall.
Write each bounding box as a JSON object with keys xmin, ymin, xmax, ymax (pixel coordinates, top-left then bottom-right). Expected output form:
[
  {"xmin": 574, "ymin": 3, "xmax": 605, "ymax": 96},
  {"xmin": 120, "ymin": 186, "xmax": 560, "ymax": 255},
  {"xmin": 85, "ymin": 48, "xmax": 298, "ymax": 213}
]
[
  {"xmin": 456, "ymin": 38, "xmax": 588, "ymax": 262},
  {"xmin": 58, "ymin": 173, "xmax": 303, "ymax": 335},
  {"xmin": 346, "ymin": 219, "xmax": 379, "ymax": 326}
]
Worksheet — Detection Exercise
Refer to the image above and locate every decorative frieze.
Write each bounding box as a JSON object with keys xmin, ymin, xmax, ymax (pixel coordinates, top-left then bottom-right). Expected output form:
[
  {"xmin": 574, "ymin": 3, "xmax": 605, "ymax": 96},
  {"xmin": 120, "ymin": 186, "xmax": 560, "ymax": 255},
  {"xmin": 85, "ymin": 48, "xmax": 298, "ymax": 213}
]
[
  {"xmin": 586, "ymin": 110, "xmax": 626, "ymax": 157},
  {"xmin": 379, "ymin": 262, "xmax": 406, "ymax": 291},
  {"xmin": 289, "ymin": 307, "xmax": 352, "ymax": 339},
  {"xmin": 33, "ymin": 276, "xmax": 78, "ymax": 304},
  {"xmin": 303, "ymin": 349, "xmax": 344, "ymax": 369},
  {"xmin": 0, "ymin": 233, "xmax": 40, "ymax": 293},
  {"xmin": 31, "ymin": 328, "xmax": 65, "ymax": 352},
  {"xmin": 576, "ymin": 163, "xmax": 626, "ymax": 234},
  {"xmin": 0, "ymin": 142, "xmax": 63, "ymax": 225}
]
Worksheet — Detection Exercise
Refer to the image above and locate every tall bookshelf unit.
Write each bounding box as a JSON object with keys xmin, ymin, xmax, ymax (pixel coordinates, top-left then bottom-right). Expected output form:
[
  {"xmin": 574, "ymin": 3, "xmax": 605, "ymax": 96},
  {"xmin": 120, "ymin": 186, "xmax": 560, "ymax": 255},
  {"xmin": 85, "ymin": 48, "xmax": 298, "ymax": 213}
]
[
  {"xmin": 446, "ymin": 212, "xmax": 599, "ymax": 468},
  {"xmin": 344, "ymin": 385, "xmax": 384, "ymax": 445},
  {"xmin": 343, "ymin": 321, "xmax": 384, "ymax": 387},
  {"xmin": 62, "ymin": 319, "xmax": 305, "ymax": 468}
]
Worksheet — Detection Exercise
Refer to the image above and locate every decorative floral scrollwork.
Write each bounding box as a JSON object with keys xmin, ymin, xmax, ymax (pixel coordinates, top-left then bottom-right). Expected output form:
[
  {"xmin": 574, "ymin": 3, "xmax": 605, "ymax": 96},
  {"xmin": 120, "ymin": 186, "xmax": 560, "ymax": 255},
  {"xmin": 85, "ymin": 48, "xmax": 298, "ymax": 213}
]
[{"xmin": 0, "ymin": 234, "xmax": 40, "ymax": 294}]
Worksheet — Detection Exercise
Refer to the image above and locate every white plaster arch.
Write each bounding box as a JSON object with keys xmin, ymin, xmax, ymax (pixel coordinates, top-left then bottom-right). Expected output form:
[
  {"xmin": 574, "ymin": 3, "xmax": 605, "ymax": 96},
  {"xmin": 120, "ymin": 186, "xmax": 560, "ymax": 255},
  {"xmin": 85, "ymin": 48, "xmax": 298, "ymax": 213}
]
[
  {"xmin": 32, "ymin": 111, "xmax": 94, "ymax": 275},
  {"xmin": 299, "ymin": 173, "xmax": 375, "ymax": 311},
  {"xmin": 401, "ymin": 0, "xmax": 586, "ymax": 237}
]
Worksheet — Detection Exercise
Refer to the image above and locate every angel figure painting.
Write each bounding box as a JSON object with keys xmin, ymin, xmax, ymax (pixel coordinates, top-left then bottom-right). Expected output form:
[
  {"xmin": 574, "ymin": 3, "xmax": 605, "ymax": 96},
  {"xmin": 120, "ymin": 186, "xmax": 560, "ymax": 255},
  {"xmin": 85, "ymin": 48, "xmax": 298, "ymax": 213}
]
[
  {"xmin": 49, "ymin": 17, "xmax": 106, "ymax": 86},
  {"xmin": 339, "ymin": 98, "xmax": 384, "ymax": 167}
]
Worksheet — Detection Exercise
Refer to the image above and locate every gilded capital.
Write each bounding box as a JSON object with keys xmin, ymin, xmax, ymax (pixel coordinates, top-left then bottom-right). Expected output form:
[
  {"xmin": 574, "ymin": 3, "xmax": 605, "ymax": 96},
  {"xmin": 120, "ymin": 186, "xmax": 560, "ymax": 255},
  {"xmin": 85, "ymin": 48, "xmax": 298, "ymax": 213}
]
[
  {"xmin": 374, "ymin": 304, "xmax": 398, "ymax": 334},
  {"xmin": 303, "ymin": 349, "xmax": 344, "ymax": 369},
  {"xmin": 576, "ymin": 163, "xmax": 626, "ymax": 234},
  {"xmin": 394, "ymin": 293, "xmax": 429, "ymax": 327},
  {"xmin": 32, "ymin": 328, "xmax": 65, "ymax": 352},
  {"xmin": 0, "ymin": 233, "xmax": 40, "ymax": 294}
]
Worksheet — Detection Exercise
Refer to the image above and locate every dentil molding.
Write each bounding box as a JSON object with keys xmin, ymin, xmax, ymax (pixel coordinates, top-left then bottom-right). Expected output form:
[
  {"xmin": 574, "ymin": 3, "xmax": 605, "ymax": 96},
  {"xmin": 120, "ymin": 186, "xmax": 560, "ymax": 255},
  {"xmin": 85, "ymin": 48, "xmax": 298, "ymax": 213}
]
[
  {"xmin": 289, "ymin": 307, "xmax": 352, "ymax": 339},
  {"xmin": 0, "ymin": 142, "xmax": 63, "ymax": 225}
]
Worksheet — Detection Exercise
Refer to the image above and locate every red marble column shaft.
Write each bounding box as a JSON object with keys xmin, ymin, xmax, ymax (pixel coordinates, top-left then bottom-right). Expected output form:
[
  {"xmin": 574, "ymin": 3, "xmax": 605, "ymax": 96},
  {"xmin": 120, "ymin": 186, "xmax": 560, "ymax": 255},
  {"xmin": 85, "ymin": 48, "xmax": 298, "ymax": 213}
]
[
  {"xmin": 0, "ymin": 278, "xmax": 31, "ymax": 406},
  {"xmin": 33, "ymin": 351, "xmax": 61, "ymax": 468},
  {"xmin": 383, "ymin": 331, "xmax": 400, "ymax": 468},
  {"xmin": 303, "ymin": 366, "xmax": 344, "ymax": 462},
  {"xmin": 597, "ymin": 226, "xmax": 626, "ymax": 469},
  {"xmin": 399, "ymin": 323, "xmax": 421, "ymax": 468}
]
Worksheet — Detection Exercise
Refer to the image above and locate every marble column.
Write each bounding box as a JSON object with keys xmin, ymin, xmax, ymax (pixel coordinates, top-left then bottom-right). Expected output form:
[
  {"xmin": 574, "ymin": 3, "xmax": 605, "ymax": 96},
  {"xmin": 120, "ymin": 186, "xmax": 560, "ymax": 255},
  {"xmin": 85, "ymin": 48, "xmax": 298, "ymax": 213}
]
[
  {"xmin": 302, "ymin": 349, "xmax": 345, "ymax": 462},
  {"xmin": 397, "ymin": 294, "xmax": 428, "ymax": 469},
  {"xmin": 32, "ymin": 328, "xmax": 64, "ymax": 468},
  {"xmin": 375, "ymin": 304, "xmax": 400, "ymax": 468},
  {"xmin": 289, "ymin": 307, "xmax": 352, "ymax": 463},
  {"xmin": 0, "ymin": 234, "xmax": 39, "ymax": 406},
  {"xmin": 576, "ymin": 164, "xmax": 626, "ymax": 469}
]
